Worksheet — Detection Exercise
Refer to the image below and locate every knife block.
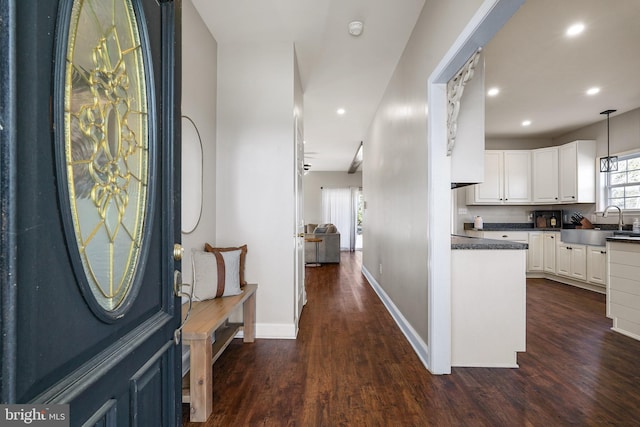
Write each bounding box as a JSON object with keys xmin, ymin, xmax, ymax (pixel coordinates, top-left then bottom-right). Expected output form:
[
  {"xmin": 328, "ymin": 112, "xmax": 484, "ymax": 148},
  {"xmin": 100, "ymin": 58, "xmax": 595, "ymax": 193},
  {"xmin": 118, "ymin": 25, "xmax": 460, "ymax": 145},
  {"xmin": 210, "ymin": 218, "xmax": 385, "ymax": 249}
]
[{"xmin": 576, "ymin": 218, "xmax": 594, "ymax": 229}]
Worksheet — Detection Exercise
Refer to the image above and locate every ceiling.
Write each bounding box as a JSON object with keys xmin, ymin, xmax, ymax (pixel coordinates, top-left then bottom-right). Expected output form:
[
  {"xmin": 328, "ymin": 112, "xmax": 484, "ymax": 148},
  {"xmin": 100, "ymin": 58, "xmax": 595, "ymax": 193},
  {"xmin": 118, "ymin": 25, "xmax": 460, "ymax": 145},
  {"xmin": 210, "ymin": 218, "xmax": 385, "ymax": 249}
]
[
  {"xmin": 484, "ymin": 0, "xmax": 640, "ymax": 140},
  {"xmin": 192, "ymin": 0, "xmax": 640, "ymax": 171}
]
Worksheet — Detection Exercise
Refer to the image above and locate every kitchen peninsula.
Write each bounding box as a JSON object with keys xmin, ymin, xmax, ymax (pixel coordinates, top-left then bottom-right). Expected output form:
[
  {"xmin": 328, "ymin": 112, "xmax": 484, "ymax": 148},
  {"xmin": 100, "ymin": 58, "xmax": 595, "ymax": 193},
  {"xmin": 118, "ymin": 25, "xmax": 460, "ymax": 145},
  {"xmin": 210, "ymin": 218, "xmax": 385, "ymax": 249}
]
[
  {"xmin": 451, "ymin": 235, "xmax": 527, "ymax": 367},
  {"xmin": 606, "ymin": 235, "xmax": 640, "ymax": 341}
]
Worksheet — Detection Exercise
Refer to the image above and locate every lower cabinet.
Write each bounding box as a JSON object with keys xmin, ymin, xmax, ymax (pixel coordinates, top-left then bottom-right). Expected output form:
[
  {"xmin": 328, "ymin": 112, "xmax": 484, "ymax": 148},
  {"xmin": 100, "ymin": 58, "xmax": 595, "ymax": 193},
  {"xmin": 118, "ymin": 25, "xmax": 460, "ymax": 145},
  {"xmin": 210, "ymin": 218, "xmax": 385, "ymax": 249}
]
[
  {"xmin": 527, "ymin": 231, "xmax": 543, "ymax": 272},
  {"xmin": 543, "ymin": 232, "xmax": 558, "ymax": 273},
  {"xmin": 465, "ymin": 229, "xmax": 606, "ymax": 289},
  {"xmin": 556, "ymin": 242, "xmax": 586, "ymax": 281},
  {"xmin": 587, "ymin": 246, "xmax": 607, "ymax": 285}
]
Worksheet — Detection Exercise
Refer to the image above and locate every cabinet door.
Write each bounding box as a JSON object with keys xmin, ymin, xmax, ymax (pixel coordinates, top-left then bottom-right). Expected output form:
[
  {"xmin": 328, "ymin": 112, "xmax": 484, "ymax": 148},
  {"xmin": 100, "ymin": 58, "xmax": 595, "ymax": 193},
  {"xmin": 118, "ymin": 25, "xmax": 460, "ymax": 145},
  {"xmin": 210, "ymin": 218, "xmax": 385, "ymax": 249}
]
[
  {"xmin": 532, "ymin": 147, "xmax": 559, "ymax": 203},
  {"xmin": 559, "ymin": 142, "xmax": 577, "ymax": 202},
  {"xmin": 570, "ymin": 244, "xmax": 587, "ymax": 280},
  {"xmin": 556, "ymin": 244, "xmax": 571, "ymax": 277},
  {"xmin": 587, "ymin": 246, "xmax": 607, "ymax": 285},
  {"xmin": 504, "ymin": 151, "xmax": 531, "ymax": 203},
  {"xmin": 543, "ymin": 232, "xmax": 557, "ymax": 273},
  {"xmin": 527, "ymin": 232, "xmax": 543, "ymax": 272},
  {"xmin": 472, "ymin": 151, "xmax": 504, "ymax": 203}
]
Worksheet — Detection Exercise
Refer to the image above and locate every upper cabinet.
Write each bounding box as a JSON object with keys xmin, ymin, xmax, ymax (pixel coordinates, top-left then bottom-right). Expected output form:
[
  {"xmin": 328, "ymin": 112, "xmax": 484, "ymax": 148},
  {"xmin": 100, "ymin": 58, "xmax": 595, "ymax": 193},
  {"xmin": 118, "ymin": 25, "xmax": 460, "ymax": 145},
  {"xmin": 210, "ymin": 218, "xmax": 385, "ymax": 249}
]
[
  {"xmin": 504, "ymin": 151, "xmax": 532, "ymax": 203},
  {"xmin": 467, "ymin": 140, "xmax": 596, "ymax": 205},
  {"xmin": 558, "ymin": 140, "xmax": 596, "ymax": 203},
  {"xmin": 532, "ymin": 147, "xmax": 559, "ymax": 203},
  {"xmin": 467, "ymin": 150, "xmax": 531, "ymax": 204}
]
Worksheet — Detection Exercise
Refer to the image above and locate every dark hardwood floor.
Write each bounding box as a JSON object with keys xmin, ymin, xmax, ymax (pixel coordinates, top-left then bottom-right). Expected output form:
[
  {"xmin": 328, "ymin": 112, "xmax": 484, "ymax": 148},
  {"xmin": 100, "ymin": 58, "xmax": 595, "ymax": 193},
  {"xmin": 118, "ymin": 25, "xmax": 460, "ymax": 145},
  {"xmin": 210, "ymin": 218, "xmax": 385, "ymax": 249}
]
[{"xmin": 183, "ymin": 252, "xmax": 640, "ymax": 426}]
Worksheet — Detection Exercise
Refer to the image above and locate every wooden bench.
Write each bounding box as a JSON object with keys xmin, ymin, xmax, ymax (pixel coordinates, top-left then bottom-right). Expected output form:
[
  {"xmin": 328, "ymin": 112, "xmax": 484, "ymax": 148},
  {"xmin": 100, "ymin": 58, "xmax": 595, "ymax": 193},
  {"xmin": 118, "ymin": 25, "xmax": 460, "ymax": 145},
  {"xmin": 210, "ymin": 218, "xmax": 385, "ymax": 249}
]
[{"xmin": 181, "ymin": 283, "xmax": 257, "ymax": 422}]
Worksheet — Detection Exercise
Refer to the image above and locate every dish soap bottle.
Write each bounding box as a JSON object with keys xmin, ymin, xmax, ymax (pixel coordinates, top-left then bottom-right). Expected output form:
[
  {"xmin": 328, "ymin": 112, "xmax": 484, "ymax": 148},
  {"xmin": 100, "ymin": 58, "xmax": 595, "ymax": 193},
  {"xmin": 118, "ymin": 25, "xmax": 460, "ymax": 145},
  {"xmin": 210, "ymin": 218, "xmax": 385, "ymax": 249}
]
[
  {"xmin": 633, "ymin": 218, "xmax": 640, "ymax": 233},
  {"xmin": 550, "ymin": 214, "xmax": 557, "ymax": 228}
]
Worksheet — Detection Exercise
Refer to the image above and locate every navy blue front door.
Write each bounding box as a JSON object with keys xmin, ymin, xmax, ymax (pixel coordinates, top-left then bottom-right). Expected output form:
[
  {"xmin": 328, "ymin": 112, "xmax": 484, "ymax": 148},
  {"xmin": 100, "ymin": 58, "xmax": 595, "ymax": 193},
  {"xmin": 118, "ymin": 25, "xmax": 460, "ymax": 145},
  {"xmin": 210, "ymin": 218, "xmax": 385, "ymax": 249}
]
[{"xmin": 1, "ymin": 0, "xmax": 182, "ymax": 425}]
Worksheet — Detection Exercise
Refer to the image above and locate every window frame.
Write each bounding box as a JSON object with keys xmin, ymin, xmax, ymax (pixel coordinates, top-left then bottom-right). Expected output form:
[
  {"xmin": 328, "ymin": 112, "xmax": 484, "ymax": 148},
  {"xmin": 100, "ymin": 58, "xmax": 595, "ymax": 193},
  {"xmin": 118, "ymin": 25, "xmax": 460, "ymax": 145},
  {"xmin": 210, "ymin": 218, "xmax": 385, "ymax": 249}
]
[{"xmin": 600, "ymin": 150, "xmax": 640, "ymax": 213}]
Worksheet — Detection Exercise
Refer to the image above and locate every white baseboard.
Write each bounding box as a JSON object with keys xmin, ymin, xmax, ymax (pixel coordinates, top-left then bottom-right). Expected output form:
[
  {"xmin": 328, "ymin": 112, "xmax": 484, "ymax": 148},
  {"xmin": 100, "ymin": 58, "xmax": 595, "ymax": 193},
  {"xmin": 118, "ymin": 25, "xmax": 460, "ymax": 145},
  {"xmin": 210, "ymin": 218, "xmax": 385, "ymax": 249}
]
[
  {"xmin": 235, "ymin": 323, "xmax": 297, "ymax": 340},
  {"xmin": 361, "ymin": 266, "xmax": 431, "ymax": 371}
]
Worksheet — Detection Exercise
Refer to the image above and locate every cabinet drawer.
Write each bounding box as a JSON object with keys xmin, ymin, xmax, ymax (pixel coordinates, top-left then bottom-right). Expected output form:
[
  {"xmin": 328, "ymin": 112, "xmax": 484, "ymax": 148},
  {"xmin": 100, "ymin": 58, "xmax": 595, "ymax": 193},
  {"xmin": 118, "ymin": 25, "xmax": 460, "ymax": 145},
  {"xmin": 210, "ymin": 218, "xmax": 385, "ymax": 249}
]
[{"xmin": 482, "ymin": 231, "xmax": 529, "ymax": 242}]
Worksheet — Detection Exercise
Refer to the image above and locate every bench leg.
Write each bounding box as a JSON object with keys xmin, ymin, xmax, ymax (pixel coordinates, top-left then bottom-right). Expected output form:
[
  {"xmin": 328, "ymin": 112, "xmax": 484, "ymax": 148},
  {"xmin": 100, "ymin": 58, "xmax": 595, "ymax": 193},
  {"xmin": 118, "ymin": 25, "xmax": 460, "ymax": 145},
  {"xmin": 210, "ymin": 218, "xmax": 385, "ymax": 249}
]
[
  {"xmin": 189, "ymin": 337, "xmax": 213, "ymax": 422},
  {"xmin": 243, "ymin": 291, "xmax": 256, "ymax": 343}
]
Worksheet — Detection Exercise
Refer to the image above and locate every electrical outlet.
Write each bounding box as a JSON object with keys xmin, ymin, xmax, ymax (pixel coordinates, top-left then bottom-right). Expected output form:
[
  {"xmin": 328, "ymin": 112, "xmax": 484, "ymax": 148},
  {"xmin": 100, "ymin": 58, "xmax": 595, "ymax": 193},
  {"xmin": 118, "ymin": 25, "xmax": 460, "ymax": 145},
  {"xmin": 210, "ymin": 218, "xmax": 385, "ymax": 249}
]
[
  {"xmin": 379, "ymin": 263, "xmax": 383, "ymax": 275},
  {"xmin": 458, "ymin": 208, "xmax": 468, "ymax": 215}
]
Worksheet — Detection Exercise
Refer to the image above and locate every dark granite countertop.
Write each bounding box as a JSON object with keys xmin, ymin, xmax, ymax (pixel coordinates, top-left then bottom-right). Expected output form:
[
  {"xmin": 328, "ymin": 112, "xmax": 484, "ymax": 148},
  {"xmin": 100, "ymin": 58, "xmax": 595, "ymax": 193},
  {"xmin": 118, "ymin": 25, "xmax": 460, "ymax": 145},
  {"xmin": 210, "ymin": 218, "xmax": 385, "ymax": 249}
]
[
  {"xmin": 606, "ymin": 235, "xmax": 640, "ymax": 244},
  {"xmin": 451, "ymin": 235, "xmax": 528, "ymax": 250},
  {"xmin": 463, "ymin": 222, "xmax": 560, "ymax": 232},
  {"xmin": 463, "ymin": 222, "xmax": 631, "ymax": 232}
]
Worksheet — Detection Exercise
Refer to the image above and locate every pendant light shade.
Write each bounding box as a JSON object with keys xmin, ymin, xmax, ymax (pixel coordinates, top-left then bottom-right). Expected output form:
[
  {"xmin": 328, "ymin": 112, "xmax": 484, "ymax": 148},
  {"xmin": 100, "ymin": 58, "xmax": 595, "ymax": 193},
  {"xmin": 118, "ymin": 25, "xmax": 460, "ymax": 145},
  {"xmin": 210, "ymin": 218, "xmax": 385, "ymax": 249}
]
[{"xmin": 600, "ymin": 109, "xmax": 617, "ymax": 173}]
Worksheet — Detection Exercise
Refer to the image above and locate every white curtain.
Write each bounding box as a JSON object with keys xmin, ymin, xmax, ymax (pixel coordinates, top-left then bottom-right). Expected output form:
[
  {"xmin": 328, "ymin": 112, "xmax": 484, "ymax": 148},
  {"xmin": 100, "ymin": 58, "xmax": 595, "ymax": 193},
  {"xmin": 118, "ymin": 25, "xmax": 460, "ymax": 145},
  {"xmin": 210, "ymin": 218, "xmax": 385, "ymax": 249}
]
[{"xmin": 322, "ymin": 187, "xmax": 360, "ymax": 251}]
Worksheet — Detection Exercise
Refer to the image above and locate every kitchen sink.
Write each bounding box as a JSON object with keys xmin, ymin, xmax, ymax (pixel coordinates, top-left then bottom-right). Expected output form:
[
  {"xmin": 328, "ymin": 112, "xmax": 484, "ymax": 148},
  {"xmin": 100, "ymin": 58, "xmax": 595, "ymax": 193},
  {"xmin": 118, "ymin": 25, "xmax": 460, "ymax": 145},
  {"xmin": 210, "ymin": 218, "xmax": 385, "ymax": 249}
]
[{"xmin": 560, "ymin": 229, "xmax": 615, "ymax": 246}]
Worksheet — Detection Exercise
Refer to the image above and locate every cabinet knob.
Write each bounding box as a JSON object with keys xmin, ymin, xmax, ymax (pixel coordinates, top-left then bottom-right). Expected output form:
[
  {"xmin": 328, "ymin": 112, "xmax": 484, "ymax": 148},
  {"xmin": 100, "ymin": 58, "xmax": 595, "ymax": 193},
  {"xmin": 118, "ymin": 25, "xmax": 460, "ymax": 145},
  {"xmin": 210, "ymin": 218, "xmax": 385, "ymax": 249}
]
[{"xmin": 551, "ymin": 236, "xmax": 554, "ymax": 239}]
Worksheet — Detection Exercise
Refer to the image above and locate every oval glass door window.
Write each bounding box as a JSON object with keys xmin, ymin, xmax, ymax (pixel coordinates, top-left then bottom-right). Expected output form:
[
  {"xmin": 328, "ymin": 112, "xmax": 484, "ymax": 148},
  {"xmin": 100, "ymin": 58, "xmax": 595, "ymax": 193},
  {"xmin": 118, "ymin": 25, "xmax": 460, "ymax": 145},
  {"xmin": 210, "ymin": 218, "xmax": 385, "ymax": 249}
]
[
  {"xmin": 63, "ymin": 0, "xmax": 150, "ymax": 313},
  {"xmin": 181, "ymin": 116, "xmax": 203, "ymax": 234}
]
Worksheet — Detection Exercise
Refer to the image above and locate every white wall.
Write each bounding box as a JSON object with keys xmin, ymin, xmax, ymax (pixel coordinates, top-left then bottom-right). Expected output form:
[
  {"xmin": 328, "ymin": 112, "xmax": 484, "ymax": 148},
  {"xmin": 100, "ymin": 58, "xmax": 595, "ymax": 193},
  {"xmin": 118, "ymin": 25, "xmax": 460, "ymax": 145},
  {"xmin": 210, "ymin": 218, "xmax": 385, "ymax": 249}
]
[
  {"xmin": 216, "ymin": 41, "xmax": 297, "ymax": 338},
  {"xmin": 554, "ymin": 107, "xmax": 640, "ymax": 157},
  {"xmin": 303, "ymin": 171, "xmax": 362, "ymax": 225},
  {"xmin": 181, "ymin": 0, "xmax": 217, "ymax": 284},
  {"xmin": 363, "ymin": 0, "xmax": 484, "ymax": 348}
]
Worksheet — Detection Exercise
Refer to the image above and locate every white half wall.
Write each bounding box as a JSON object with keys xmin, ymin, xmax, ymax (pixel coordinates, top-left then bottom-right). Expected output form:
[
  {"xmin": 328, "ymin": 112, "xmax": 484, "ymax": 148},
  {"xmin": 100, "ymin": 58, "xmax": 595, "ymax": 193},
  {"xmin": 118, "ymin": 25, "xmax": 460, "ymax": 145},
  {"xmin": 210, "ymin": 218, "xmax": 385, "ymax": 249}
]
[
  {"xmin": 216, "ymin": 41, "xmax": 297, "ymax": 338},
  {"xmin": 181, "ymin": 0, "xmax": 217, "ymax": 285}
]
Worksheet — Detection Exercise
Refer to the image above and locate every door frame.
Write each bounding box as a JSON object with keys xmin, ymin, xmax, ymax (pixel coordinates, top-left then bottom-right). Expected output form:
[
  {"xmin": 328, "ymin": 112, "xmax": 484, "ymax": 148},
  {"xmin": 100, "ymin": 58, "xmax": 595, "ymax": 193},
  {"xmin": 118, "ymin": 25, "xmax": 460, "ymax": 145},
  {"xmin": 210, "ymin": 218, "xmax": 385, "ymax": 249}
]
[{"xmin": 426, "ymin": 0, "xmax": 524, "ymax": 374}]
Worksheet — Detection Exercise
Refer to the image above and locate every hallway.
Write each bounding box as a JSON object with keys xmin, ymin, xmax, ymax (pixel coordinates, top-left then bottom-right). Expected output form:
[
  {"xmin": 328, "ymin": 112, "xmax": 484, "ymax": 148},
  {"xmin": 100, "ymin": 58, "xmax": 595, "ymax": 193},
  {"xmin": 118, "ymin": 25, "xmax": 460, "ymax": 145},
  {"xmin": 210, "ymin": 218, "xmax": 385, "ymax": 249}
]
[{"xmin": 183, "ymin": 252, "xmax": 640, "ymax": 426}]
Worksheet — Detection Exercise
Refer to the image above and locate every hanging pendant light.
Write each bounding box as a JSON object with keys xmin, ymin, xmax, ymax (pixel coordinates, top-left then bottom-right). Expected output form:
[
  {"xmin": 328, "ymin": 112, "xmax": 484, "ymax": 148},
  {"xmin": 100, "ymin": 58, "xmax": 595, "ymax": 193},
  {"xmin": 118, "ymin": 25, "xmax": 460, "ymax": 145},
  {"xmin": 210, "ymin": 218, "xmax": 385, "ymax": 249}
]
[{"xmin": 600, "ymin": 109, "xmax": 618, "ymax": 172}]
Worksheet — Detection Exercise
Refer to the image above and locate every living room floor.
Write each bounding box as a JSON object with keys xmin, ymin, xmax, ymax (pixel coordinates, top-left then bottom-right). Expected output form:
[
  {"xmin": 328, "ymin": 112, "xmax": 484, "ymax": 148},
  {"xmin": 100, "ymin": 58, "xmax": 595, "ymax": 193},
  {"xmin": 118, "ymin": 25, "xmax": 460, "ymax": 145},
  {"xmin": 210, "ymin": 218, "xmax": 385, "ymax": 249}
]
[{"xmin": 183, "ymin": 251, "xmax": 640, "ymax": 426}]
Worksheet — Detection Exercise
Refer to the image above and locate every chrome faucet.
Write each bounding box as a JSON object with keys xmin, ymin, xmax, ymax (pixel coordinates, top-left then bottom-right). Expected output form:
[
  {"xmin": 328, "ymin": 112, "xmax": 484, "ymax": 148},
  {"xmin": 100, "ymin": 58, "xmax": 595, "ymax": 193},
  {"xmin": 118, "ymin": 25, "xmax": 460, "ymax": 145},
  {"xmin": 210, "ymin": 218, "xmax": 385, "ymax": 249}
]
[{"xmin": 603, "ymin": 205, "xmax": 624, "ymax": 231}]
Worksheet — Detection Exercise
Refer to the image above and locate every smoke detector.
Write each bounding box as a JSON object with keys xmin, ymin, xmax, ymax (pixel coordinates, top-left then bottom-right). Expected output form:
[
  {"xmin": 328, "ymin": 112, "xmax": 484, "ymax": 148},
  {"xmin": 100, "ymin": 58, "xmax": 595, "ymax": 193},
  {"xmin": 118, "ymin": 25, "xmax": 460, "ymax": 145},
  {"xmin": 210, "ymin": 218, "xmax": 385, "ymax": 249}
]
[{"xmin": 348, "ymin": 20, "xmax": 364, "ymax": 37}]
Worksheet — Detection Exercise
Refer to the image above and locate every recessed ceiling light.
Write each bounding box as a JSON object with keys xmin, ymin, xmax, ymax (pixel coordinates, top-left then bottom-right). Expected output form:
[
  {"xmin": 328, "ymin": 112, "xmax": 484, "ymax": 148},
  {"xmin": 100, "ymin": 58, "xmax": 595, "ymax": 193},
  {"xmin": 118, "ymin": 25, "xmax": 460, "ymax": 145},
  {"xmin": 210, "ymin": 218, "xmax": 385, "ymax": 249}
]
[
  {"xmin": 487, "ymin": 87, "xmax": 500, "ymax": 97},
  {"xmin": 337, "ymin": 108, "xmax": 346, "ymax": 115},
  {"xmin": 522, "ymin": 120, "xmax": 532, "ymax": 127},
  {"xmin": 586, "ymin": 87, "xmax": 600, "ymax": 95},
  {"xmin": 566, "ymin": 23, "xmax": 585, "ymax": 37}
]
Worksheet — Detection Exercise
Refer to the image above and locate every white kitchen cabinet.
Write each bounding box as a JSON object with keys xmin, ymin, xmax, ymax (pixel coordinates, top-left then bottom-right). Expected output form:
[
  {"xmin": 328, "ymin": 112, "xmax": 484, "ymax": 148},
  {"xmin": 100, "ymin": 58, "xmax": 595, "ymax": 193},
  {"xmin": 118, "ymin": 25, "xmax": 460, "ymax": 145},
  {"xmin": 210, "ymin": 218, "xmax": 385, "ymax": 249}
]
[
  {"xmin": 558, "ymin": 140, "xmax": 596, "ymax": 203},
  {"xmin": 586, "ymin": 245, "xmax": 607, "ymax": 286},
  {"xmin": 532, "ymin": 147, "xmax": 559, "ymax": 203},
  {"xmin": 468, "ymin": 151, "xmax": 503, "ymax": 203},
  {"xmin": 543, "ymin": 232, "xmax": 558, "ymax": 273},
  {"xmin": 467, "ymin": 151, "xmax": 531, "ymax": 204},
  {"xmin": 557, "ymin": 242, "xmax": 586, "ymax": 281},
  {"xmin": 528, "ymin": 231, "xmax": 543, "ymax": 272},
  {"xmin": 478, "ymin": 231, "xmax": 529, "ymax": 243}
]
